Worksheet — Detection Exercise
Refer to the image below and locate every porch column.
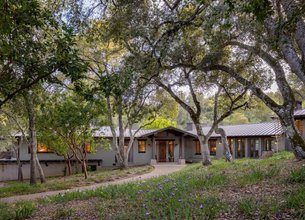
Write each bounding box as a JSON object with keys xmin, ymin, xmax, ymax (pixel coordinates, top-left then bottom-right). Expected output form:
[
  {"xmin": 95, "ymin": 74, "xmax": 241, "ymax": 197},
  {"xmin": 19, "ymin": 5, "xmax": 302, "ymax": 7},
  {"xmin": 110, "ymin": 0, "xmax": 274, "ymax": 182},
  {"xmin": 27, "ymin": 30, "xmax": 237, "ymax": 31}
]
[
  {"xmin": 259, "ymin": 138, "xmax": 263, "ymax": 157},
  {"xmin": 150, "ymin": 135, "xmax": 157, "ymax": 165},
  {"xmin": 245, "ymin": 138, "xmax": 250, "ymax": 158},
  {"xmin": 232, "ymin": 139, "xmax": 237, "ymax": 159},
  {"xmin": 179, "ymin": 135, "xmax": 186, "ymax": 164}
]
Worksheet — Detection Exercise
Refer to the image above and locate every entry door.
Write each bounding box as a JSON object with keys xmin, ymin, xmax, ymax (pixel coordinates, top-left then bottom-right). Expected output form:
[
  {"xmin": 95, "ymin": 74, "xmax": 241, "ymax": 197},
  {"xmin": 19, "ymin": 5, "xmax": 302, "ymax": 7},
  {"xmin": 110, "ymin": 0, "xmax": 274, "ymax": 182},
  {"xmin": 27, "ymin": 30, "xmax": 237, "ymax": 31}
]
[{"xmin": 158, "ymin": 141, "xmax": 167, "ymax": 162}]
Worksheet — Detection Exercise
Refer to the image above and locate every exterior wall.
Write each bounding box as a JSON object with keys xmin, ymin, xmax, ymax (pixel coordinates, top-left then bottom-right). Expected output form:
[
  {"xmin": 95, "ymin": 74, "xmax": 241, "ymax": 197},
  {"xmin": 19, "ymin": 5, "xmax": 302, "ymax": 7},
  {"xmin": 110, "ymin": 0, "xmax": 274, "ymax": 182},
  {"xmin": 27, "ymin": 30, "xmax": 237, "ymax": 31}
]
[
  {"xmin": 132, "ymin": 138, "xmax": 153, "ymax": 165},
  {"xmin": 0, "ymin": 163, "xmax": 66, "ymax": 181},
  {"xmin": 19, "ymin": 140, "xmax": 117, "ymax": 167}
]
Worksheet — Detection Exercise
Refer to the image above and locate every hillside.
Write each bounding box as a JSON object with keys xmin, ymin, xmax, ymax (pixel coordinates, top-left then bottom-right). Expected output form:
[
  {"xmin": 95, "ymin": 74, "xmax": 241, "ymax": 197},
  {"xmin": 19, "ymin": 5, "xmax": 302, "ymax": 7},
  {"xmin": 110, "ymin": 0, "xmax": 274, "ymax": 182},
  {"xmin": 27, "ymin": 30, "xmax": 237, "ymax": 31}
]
[{"xmin": 0, "ymin": 152, "xmax": 304, "ymax": 219}]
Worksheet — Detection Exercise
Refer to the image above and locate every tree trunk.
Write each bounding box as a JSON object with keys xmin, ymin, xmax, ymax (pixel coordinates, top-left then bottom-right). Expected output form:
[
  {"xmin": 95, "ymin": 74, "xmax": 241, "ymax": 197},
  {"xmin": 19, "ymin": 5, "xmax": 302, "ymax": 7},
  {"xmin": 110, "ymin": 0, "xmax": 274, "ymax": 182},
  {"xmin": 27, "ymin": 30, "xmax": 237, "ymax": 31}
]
[
  {"xmin": 67, "ymin": 159, "xmax": 72, "ymax": 176},
  {"xmin": 194, "ymin": 123, "xmax": 211, "ymax": 165},
  {"xmin": 24, "ymin": 89, "xmax": 46, "ymax": 184},
  {"xmin": 24, "ymin": 90, "xmax": 37, "ymax": 184},
  {"xmin": 215, "ymin": 127, "xmax": 233, "ymax": 162},
  {"xmin": 82, "ymin": 161, "xmax": 88, "ymax": 179},
  {"xmin": 17, "ymin": 148, "xmax": 23, "ymax": 182},
  {"xmin": 279, "ymin": 114, "xmax": 305, "ymax": 160},
  {"xmin": 36, "ymin": 158, "xmax": 46, "ymax": 183},
  {"xmin": 200, "ymin": 137, "xmax": 211, "ymax": 166}
]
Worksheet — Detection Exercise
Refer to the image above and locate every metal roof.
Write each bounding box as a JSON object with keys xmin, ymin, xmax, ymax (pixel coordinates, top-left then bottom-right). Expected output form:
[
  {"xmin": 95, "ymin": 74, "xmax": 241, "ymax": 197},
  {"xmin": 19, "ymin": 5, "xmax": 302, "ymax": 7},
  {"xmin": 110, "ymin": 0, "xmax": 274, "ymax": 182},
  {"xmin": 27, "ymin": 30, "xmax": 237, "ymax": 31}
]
[
  {"xmin": 199, "ymin": 122, "xmax": 284, "ymax": 138},
  {"xmin": 93, "ymin": 122, "xmax": 284, "ymax": 139},
  {"xmin": 294, "ymin": 109, "xmax": 305, "ymax": 118}
]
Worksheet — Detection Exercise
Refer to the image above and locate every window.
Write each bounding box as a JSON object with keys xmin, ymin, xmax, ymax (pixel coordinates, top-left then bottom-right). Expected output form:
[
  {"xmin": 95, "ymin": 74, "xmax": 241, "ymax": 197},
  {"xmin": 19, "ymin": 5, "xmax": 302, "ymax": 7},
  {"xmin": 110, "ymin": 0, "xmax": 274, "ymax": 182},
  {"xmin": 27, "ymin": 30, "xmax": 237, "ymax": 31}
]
[
  {"xmin": 84, "ymin": 143, "xmax": 91, "ymax": 153},
  {"xmin": 138, "ymin": 140, "xmax": 146, "ymax": 153},
  {"xmin": 37, "ymin": 143, "xmax": 53, "ymax": 153},
  {"xmin": 209, "ymin": 140, "xmax": 217, "ymax": 156},
  {"xmin": 195, "ymin": 140, "xmax": 201, "ymax": 155},
  {"xmin": 295, "ymin": 120, "xmax": 304, "ymax": 135}
]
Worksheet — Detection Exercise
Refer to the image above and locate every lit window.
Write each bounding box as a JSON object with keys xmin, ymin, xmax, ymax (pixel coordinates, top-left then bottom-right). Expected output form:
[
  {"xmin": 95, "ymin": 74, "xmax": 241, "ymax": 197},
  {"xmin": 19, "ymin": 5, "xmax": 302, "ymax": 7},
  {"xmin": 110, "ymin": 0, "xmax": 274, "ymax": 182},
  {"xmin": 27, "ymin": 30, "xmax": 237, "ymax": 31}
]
[
  {"xmin": 85, "ymin": 143, "xmax": 91, "ymax": 153},
  {"xmin": 209, "ymin": 140, "xmax": 217, "ymax": 156},
  {"xmin": 37, "ymin": 143, "xmax": 53, "ymax": 153},
  {"xmin": 195, "ymin": 140, "xmax": 201, "ymax": 155},
  {"xmin": 295, "ymin": 120, "xmax": 304, "ymax": 135},
  {"xmin": 138, "ymin": 140, "xmax": 146, "ymax": 153}
]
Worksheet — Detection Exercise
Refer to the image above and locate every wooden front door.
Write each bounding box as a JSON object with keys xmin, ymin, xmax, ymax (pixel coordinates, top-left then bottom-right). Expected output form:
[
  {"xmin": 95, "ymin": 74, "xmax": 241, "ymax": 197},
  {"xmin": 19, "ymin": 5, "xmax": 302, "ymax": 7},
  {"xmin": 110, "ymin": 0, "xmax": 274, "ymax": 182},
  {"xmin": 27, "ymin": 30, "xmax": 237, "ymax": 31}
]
[{"xmin": 158, "ymin": 141, "xmax": 167, "ymax": 162}]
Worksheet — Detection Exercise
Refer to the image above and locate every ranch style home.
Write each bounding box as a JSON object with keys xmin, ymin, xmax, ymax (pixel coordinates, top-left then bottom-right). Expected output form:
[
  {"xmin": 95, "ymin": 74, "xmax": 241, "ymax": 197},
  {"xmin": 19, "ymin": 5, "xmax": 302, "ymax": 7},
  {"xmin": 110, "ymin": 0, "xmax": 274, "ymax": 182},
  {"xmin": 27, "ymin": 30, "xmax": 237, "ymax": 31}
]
[{"xmin": 0, "ymin": 108, "xmax": 305, "ymax": 181}]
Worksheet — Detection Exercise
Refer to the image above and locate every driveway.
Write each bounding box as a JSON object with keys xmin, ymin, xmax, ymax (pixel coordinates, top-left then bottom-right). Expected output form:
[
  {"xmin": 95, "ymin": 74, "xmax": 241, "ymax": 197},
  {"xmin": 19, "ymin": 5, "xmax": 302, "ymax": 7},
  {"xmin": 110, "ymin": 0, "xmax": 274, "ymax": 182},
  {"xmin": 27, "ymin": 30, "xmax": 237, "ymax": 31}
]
[{"xmin": 0, "ymin": 164, "xmax": 186, "ymax": 203}]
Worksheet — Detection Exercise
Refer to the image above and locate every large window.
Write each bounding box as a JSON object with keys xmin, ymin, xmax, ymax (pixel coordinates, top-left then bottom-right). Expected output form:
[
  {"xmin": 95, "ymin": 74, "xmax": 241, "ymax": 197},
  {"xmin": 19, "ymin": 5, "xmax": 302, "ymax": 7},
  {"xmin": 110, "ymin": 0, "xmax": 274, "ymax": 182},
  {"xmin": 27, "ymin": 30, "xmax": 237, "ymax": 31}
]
[
  {"xmin": 295, "ymin": 120, "xmax": 304, "ymax": 135},
  {"xmin": 209, "ymin": 140, "xmax": 217, "ymax": 156},
  {"xmin": 138, "ymin": 140, "xmax": 146, "ymax": 153},
  {"xmin": 236, "ymin": 139, "xmax": 245, "ymax": 158},
  {"xmin": 195, "ymin": 140, "xmax": 201, "ymax": 155},
  {"xmin": 249, "ymin": 139, "xmax": 259, "ymax": 158},
  {"xmin": 37, "ymin": 143, "xmax": 53, "ymax": 153}
]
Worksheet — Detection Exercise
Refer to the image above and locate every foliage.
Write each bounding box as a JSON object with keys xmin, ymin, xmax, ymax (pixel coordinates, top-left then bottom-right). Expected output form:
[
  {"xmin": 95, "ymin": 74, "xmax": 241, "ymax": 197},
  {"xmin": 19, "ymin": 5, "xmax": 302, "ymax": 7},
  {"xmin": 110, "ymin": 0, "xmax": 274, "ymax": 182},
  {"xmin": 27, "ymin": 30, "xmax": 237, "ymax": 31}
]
[
  {"xmin": 37, "ymin": 91, "xmax": 103, "ymax": 156},
  {"xmin": 223, "ymin": 112, "xmax": 249, "ymax": 125},
  {"xmin": 144, "ymin": 117, "xmax": 176, "ymax": 129},
  {"xmin": 0, "ymin": 0, "xmax": 86, "ymax": 107}
]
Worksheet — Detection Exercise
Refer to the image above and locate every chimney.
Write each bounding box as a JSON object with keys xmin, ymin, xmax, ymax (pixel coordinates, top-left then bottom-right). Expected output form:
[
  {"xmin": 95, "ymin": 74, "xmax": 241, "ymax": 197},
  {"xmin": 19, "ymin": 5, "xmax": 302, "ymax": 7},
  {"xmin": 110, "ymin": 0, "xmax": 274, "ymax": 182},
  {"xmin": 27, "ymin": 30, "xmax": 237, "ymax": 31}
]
[
  {"xmin": 295, "ymin": 100, "xmax": 302, "ymax": 110},
  {"xmin": 185, "ymin": 122, "xmax": 194, "ymax": 131}
]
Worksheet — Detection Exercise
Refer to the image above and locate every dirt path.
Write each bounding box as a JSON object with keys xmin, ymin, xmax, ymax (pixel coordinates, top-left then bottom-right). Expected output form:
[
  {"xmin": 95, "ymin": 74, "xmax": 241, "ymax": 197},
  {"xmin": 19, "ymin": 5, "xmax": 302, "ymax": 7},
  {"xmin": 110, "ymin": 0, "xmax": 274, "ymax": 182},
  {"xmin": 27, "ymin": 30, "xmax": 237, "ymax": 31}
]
[{"xmin": 0, "ymin": 164, "xmax": 186, "ymax": 203}]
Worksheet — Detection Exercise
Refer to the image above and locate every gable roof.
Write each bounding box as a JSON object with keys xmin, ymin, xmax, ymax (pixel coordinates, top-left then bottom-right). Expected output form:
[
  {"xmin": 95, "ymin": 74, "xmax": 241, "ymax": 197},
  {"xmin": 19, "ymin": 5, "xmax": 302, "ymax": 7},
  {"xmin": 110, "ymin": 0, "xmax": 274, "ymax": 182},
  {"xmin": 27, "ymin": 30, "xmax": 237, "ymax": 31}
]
[{"xmin": 93, "ymin": 126, "xmax": 197, "ymax": 138}]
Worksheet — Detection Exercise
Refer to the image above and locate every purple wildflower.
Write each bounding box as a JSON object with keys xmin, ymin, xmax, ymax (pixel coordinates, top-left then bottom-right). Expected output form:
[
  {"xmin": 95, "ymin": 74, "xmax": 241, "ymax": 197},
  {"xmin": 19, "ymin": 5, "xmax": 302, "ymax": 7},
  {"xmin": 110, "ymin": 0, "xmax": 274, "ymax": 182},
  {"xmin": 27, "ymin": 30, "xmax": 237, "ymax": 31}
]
[
  {"xmin": 145, "ymin": 212, "xmax": 151, "ymax": 216},
  {"xmin": 199, "ymin": 204, "xmax": 204, "ymax": 209}
]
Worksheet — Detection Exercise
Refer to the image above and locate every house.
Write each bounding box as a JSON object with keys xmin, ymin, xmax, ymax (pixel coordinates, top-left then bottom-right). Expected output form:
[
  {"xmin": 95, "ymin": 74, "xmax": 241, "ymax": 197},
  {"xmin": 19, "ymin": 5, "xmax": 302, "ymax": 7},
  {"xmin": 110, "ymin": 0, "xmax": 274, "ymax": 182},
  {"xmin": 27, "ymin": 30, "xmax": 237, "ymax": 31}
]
[{"xmin": 0, "ymin": 109, "xmax": 304, "ymax": 181}]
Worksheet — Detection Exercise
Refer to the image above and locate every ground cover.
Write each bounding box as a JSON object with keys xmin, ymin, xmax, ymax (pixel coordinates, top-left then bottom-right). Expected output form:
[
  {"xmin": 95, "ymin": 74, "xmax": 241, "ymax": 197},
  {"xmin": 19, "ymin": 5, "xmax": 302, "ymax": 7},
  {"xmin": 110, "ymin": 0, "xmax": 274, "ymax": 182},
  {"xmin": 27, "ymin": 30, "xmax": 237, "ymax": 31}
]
[
  {"xmin": 0, "ymin": 165, "xmax": 153, "ymax": 199},
  {"xmin": 1, "ymin": 152, "xmax": 304, "ymax": 220}
]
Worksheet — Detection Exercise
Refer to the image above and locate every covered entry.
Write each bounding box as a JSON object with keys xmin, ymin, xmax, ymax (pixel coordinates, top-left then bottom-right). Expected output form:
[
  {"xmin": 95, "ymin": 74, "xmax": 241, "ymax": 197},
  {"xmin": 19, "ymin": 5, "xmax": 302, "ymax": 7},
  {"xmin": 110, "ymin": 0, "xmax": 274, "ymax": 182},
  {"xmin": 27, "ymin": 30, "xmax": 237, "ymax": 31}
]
[{"xmin": 158, "ymin": 140, "xmax": 175, "ymax": 162}]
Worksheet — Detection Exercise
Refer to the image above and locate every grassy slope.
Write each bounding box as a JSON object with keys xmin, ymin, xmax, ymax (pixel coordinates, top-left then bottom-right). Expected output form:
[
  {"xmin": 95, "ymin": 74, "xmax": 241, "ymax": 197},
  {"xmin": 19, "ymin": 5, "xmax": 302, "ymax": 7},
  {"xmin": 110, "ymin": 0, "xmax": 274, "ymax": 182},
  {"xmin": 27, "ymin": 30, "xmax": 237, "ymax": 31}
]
[
  {"xmin": 0, "ymin": 165, "xmax": 153, "ymax": 198},
  {"xmin": 1, "ymin": 152, "xmax": 305, "ymax": 220}
]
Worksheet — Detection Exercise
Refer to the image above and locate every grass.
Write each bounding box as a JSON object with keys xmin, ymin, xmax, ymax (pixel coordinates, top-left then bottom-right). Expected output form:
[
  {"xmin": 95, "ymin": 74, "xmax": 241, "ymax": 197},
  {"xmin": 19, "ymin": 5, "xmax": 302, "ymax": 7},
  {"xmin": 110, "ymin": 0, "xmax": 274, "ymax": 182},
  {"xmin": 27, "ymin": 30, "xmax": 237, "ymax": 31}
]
[
  {"xmin": 0, "ymin": 165, "xmax": 153, "ymax": 198},
  {"xmin": 53, "ymin": 207, "xmax": 75, "ymax": 220},
  {"xmin": 287, "ymin": 165, "xmax": 305, "ymax": 183},
  {"xmin": 1, "ymin": 151, "xmax": 304, "ymax": 219},
  {"xmin": 0, "ymin": 201, "xmax": 35, "ymax": 220}
]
